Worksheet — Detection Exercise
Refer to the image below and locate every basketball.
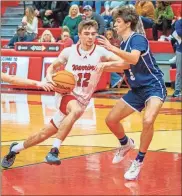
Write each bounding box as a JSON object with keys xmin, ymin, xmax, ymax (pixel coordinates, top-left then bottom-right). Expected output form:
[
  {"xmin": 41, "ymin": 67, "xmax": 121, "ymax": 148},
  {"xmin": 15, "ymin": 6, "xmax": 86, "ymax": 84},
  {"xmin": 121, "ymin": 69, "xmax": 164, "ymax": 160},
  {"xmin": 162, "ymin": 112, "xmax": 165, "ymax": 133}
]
[{"xmin": 52, "ymin": 70, "xmax": 76, "ymax": 93}]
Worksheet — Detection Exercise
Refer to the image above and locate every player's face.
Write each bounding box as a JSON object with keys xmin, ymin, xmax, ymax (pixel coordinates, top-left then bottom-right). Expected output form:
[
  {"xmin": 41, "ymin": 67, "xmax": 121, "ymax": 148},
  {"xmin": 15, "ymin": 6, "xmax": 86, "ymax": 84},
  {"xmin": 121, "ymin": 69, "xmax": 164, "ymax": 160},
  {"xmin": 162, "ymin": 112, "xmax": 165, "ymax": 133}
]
[
  {"xmin": 114, "ymin": 17, "xmax": 130, "ymax": 35},
  {"xmin": 79, "ymin": 27, "xmax": 97, "ymax": 46}
]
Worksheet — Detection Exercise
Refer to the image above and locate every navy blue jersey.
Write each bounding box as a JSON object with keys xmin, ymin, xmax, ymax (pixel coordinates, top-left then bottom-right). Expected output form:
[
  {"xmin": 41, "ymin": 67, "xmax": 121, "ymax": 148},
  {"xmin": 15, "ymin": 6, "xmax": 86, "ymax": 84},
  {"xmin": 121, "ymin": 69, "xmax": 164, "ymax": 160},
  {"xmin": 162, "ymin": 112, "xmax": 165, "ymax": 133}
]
[{"xmin": 121, "ymin": 33, "xmax": 164, "ymax": 88}]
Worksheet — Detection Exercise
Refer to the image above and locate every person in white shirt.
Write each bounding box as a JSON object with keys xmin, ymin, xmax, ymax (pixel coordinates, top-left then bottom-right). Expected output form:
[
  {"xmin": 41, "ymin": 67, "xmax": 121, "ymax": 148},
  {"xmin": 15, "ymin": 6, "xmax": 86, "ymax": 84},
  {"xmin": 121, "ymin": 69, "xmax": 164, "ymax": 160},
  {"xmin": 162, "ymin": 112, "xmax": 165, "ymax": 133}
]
[
  {"xmin": 1, "ymin": 20, "xmax": 129, "ymax": 168},
  {"xmin": 22, "ymin": 6, "xmax": 38, "ymax": 41}
]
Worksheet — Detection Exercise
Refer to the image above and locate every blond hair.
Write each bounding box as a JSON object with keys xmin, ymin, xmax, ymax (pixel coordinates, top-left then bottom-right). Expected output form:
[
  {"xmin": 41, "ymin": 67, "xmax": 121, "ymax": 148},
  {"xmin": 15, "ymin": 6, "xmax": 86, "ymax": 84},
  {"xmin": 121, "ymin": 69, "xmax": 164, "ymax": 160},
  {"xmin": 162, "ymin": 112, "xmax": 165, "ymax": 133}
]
[
  {"xmin": 26, "ymin": 6, "xmax": 35, "ymax": 24},
  {"xmin": 39, "ymin": 30, "xmax": 56, "ymax": 42},
  {"xmin": 69, "ymin": 4, "xmax": 80, "ymax": 17}
]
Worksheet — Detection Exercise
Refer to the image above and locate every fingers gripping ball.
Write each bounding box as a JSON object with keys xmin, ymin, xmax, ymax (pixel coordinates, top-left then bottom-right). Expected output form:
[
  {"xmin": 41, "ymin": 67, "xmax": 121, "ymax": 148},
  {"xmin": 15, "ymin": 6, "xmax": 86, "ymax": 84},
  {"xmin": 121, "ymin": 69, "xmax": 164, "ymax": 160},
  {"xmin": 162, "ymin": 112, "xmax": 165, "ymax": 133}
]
[{"xmin": 52, "ymin": 70, "xmax": 76, "ymax": 94}]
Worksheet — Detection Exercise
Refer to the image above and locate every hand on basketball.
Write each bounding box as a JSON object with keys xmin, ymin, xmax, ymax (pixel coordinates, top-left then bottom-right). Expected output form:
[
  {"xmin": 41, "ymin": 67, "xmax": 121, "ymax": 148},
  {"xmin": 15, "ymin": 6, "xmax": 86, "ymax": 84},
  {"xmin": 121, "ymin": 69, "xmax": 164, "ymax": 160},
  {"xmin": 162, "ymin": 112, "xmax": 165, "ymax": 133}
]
[
  {"xmin": 46, "ymin": 73, "xmax": 57, "ymax": 86},
  {"xmin": 97, "ymin": 35, "xmax": 113, "ymax": 51},
  {"xmin": 36, "ymin": 81, "xmax": 55, "ymax": 91}
]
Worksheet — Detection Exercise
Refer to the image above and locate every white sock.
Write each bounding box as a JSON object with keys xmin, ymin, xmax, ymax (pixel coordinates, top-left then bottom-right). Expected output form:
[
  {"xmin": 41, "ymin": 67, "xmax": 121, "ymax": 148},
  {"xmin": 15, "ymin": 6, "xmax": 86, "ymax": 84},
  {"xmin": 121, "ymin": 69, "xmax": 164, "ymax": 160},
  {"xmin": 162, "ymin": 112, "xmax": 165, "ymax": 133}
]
[
  {"xmin": 52, "ymin": 138, "xmax": 62, "ymax": 149},
  {"xmin": 11, "ymin": 142, "xmax": 25, "ymax": 153}
]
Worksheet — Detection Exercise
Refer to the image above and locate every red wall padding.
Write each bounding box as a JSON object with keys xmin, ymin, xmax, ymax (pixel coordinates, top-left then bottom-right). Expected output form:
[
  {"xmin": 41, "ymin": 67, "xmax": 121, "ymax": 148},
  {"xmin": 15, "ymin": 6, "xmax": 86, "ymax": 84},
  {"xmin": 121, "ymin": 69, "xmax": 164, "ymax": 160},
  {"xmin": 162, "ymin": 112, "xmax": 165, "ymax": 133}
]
[{"xmin": 28, "ymin": 57, "xmax": 43, "ymax": 81}]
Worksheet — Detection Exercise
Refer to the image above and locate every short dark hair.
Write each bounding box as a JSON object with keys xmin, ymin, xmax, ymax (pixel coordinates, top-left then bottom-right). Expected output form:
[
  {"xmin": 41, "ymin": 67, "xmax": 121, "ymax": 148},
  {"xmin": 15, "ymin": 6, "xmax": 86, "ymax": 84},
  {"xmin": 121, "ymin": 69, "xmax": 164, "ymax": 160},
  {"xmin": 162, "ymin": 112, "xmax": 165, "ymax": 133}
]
[
  {"xmin": 78, "ymin": 20, "xmax": 98, "ymax": 33},
  {"xmin": 113, "ymin": 6, "xmax": 139, "ymax": 31}
]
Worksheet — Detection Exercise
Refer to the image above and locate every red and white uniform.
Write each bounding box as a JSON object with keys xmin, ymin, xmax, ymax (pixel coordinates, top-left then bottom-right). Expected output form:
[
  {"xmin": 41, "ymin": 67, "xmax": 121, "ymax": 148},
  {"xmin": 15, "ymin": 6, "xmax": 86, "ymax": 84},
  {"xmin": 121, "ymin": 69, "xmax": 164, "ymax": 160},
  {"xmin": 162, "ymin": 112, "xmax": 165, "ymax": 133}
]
[{"xmin": 51, "ymin": 44, "xmax": 114, "ymax": 128}]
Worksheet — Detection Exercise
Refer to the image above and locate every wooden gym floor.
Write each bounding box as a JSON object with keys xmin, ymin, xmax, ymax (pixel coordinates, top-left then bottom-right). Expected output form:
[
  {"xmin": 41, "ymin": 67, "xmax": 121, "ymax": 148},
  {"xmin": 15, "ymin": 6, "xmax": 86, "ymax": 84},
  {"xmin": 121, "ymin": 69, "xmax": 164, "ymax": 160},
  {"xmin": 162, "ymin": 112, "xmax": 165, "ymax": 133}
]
[{"xmin": 1, "ymin": 88, "xmax": 181, "ymax": 195}]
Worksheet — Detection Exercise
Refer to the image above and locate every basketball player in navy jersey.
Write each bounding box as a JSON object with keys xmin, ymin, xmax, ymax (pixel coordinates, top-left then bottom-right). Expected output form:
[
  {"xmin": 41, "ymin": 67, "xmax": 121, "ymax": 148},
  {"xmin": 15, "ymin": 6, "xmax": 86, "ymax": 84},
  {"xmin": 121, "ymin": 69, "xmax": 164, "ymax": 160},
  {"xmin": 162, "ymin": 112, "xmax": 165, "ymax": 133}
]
[{"xmin": 98, "ymin": 6, "xmax": 167, "ymax": 180}]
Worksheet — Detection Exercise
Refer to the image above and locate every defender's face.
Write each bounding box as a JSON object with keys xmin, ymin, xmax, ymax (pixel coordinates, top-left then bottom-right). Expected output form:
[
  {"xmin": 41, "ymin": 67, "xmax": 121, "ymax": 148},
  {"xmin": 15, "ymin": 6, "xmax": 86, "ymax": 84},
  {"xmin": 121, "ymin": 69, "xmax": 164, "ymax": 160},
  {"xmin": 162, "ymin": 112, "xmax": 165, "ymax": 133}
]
[
  {"xmin": 79, "ymin": 27, "xmax": 97, "ymax": 46},
  {"xmin": 114, "ymin": 17, "xmax": 129, "ymax": 35}
]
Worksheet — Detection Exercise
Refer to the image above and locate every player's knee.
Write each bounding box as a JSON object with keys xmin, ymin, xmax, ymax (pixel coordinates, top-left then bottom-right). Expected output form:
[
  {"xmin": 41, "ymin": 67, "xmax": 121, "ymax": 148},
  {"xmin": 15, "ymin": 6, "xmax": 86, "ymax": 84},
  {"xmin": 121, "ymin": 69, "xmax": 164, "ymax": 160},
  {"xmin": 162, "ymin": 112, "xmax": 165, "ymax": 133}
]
[
  {"xmin": 70, "ymin": 108, "xmax": 83, "ymax": 120},
  {"xmin": 143, "ymin": 116, "xmax": 155, "ymax": 127},
  {"xmin": 105, "ymin": 114, "xmax": 117, "ymax": 127}
]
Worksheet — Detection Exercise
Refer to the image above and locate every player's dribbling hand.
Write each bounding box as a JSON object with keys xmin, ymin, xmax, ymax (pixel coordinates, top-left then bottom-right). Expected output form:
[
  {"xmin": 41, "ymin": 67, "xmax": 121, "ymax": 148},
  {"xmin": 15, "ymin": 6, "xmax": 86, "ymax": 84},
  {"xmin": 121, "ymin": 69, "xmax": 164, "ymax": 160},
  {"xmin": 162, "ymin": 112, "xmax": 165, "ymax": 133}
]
[
  {"xmin": 97, "ymin": 35, "xmax": 113, "ymax": 51},
  {"xmin": 36, "ymin": 81, "xmax": 55, "ymax": 91},
  {"xmin": 46, "ymin": 73, "xmax": 57, "ymax": 86}
]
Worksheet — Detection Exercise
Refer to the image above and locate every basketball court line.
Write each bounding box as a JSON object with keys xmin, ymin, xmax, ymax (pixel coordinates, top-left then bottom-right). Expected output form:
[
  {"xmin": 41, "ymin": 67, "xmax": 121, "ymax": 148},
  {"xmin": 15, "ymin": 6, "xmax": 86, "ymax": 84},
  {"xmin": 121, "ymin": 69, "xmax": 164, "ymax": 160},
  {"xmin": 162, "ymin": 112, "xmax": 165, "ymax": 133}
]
[
  {"xmin": 1, "ymin": 129, "xmax": 181, "ymax": 143},
  {"xmin": 1, "ymin": 147, "xmax": 180, "ymax": 171},
  {"xmin": 1, "ymin": 147, "xmax": 116, "ymax": 170}
]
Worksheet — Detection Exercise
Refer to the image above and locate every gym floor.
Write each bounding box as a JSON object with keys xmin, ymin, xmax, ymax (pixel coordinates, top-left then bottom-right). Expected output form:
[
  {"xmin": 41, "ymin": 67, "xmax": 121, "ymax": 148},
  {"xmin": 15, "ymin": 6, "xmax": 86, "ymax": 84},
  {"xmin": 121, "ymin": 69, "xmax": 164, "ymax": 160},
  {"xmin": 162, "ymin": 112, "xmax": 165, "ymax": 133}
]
[{"xmin": 1, "ymin": 88, "xmax": 181, "ymax": 195}]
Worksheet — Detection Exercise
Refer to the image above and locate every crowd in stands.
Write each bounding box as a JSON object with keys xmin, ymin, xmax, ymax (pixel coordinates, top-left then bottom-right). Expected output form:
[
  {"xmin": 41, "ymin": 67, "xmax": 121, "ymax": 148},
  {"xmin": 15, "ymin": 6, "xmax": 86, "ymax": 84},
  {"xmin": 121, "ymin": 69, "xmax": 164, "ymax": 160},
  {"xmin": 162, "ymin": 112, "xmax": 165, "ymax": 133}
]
[{"xmin": 2, "ymin": 0, "xmax": 182, "ymax": 96}]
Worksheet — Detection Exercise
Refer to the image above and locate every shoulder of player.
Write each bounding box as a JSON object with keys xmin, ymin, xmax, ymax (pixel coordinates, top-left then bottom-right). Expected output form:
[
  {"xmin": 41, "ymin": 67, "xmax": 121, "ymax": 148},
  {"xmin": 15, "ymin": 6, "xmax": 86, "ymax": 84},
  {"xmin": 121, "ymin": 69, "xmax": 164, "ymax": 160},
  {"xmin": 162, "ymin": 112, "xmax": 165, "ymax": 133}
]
[
  {"xmin": 60, "ymin": 45, "xmax": 76, "ymax": 53},
  {"xmin": 131, "ymin": 33, "xmax": 147, "ymax": 42}
]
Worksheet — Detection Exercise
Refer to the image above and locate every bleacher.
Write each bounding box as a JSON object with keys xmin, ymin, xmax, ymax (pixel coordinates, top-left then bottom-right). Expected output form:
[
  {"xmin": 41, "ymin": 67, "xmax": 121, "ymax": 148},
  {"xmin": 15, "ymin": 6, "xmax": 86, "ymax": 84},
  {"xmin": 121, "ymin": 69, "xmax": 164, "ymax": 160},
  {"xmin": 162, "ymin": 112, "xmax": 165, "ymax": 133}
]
[{"xmin": 1, "ymin": 1, "xmax": 181, "ymax": 90}]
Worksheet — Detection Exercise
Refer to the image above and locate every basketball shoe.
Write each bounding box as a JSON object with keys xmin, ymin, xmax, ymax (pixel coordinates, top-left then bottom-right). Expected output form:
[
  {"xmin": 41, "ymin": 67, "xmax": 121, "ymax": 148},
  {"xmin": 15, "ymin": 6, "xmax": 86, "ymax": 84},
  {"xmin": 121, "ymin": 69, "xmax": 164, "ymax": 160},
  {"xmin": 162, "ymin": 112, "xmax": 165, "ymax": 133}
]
[
  {"xmin": 45, "ymin": 147, "xmax": 61, "ymax": 165},
  {"xmin": 124, "ymin": 160, "xmax": 142, "ymax": 180},
  {"xmin": 1, "ymin": 142, "xmax": 19, "ymax": 168},
  {"xmin": 112, "ymin": 138, "xmax": 135, "ymax": 164}
]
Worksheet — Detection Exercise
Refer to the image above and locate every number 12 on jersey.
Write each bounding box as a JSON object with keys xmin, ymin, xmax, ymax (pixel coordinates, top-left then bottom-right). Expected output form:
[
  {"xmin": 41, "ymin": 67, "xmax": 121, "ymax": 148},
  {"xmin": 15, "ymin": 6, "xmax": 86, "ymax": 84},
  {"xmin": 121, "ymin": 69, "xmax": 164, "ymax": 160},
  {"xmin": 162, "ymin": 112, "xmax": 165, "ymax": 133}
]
[{"xmin": 77, "ymin": 73, "xmax": 91, "ymax": 87}]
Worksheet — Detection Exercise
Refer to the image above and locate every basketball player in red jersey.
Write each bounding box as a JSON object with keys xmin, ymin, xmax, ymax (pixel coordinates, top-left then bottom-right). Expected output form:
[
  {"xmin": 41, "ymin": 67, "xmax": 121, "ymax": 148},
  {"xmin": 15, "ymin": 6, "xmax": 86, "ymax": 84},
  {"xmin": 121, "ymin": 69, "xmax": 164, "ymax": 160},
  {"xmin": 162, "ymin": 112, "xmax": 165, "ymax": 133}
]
[
  {"xmin": 1, "ymin": 72, "xmax": 54, "ymax": 91},
  {"xmin": 1, "ymin": 20, "xmax": 129, "ymax": 168}
]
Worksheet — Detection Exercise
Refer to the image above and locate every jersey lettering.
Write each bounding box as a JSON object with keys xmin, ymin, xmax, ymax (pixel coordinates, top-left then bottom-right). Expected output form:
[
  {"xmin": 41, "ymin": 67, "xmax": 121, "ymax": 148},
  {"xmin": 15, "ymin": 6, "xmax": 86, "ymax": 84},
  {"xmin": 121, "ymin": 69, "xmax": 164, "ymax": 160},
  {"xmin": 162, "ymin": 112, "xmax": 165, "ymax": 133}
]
[{"xmin": 77, "ymin": 73, "xmax": 91, "ymax": 87}]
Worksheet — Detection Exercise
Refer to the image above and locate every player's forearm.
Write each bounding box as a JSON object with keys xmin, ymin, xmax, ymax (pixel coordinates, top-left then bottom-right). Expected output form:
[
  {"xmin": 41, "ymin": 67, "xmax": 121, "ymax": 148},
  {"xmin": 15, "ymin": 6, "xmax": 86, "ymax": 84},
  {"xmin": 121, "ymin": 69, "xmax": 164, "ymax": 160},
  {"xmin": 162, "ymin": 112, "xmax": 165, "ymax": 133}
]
[
  {"xmin": 102, "ymin": 61, "xmax": 130, "ymax": 72},
  {"xmin": 109, "ymin": 46, "xmax": 139, "ymax": 65},
  {"xmin": 4, "ymin": 75, "xmax": 38, "ymax": 86},
  {"xmin": 46, "ymin": 59, "xmax": 61, "ymax": 75}
]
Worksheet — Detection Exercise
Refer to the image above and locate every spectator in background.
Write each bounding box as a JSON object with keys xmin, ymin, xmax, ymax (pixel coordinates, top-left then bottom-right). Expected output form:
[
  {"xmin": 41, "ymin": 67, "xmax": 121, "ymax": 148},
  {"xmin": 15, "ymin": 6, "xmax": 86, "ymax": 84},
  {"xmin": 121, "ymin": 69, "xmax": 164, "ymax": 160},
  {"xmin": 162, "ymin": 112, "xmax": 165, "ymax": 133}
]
[
  {"xmin": 104, "ymin": 1, "xmax": 127, "ymax": 16},
  {"xmin": 57, "ymin": 26, "xmax": 73, "ymax": 48},
  {"xmin": 172, "ymin": 19, "xmax": 182, "ymax": 97},
  {"xmin": 33, "ymin": 1, "xmax": 47, "ymax": 17},
  {"xmin": 39, "ymin": 30, "xmax": 56, "ymax": 42},
  {"xmin": 22, "ymin": 6, "xmax": 38, "ymax": 41},
  {"xmin": 135, "ymin": 0, "xmax": 155, "ymax": 29},
  {"xmin": 152, "ymin": 1, "xmax": 174, "ymax": 41},
  {"xmin": 70, "ymin": 1, "xmax": 104, "ymax": 14},
  {"xmin": 62, "ymin": 4, "xmax": 82, "ymax": 43},
  {"xmin": 5, "ymin": 26, "xmax": 29, "ymax": 48},
  {"xmin": 83, "ymin": 5, "xmax": 105, "ymax": 35},
  {"xmin": 104, "ymin": 28, "xmax": 123, "ymax": 88},
  {"xmin": 32, "ymin": 1, "xmax": 70, "ymax": 27},
  {"xmin": 102, "ymin": 1, "xmax": 128, "ymax": 29},
  {"xmin": 105, "ymin": 28, "xmax": 120, "ymax": 48}
]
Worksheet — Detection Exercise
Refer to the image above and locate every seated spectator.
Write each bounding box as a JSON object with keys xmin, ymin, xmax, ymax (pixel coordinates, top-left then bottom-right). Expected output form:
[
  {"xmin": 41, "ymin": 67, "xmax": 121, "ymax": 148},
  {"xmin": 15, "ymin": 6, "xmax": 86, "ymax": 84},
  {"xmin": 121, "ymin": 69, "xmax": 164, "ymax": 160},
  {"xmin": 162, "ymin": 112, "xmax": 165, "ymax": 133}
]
[
  {"xmin": 171, "ymin": 19, "xmax": 182, "ymax": 97},
  {"xmin": 83, "ymin": 5, "xmax": 105, "ymax": 35},
  {"xmin": 22, "ymin": 6, "xmax": 38, "ymax": 41},
  {"xmin": 70, "ymin": 1, "xmax": 104, "ymax": 14},
  {"xmin": 135, "ymin": 0, "xmax": 155, "ymax": 29},
  {"xmin": 32, "ymin": 1, "xmax": 70, "ymax": 27},
  {"xmin": 104, "ymin": 28, "xmax": 122, "ymax": 88},
  {"xmin": 104, "ymin": 28, "xmax": 120, "ymax": 47},
  {"xmin": 4, "ymin": 26, "xmax": 29, "ymax": 48},
  {"xmin": 104, "ymin": 1, "xmax": 127, "ymax": 16},
  {"xmin": 62, "ymin": 4, "xmax": 82, "ymax": 43},
  {"xmin": 152, "ymin": 1, "xmax": 174, "ymax": 41},
  {"xmin": 39, "ymin": 30, "xmax": 56, "ymax": 42},
  {"xmin": 57, "ymin": 26, "xmax": 73, "ymax": 48}
]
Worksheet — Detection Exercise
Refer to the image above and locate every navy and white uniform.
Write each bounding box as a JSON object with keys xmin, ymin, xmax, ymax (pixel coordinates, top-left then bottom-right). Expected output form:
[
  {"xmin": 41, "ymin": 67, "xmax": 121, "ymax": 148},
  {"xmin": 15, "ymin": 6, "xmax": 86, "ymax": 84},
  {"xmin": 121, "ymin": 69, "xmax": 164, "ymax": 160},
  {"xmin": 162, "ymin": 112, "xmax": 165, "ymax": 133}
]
[{"xmin": 121, "ymin": 32, "xmax": 167, "ymax": 112}]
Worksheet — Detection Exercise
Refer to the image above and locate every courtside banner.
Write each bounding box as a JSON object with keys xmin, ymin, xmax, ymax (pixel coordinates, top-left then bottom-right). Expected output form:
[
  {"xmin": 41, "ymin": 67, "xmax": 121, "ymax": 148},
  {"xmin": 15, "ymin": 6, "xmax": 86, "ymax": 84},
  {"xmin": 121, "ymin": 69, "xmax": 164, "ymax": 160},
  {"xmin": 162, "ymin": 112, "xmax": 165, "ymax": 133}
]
[
  {"xmin": 41, "ymin": 57, "xmax": 56, "ymax": 81},
  {"xmin": 1, "ymin": 56, "xmax": 29, "ymax": 84}
]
